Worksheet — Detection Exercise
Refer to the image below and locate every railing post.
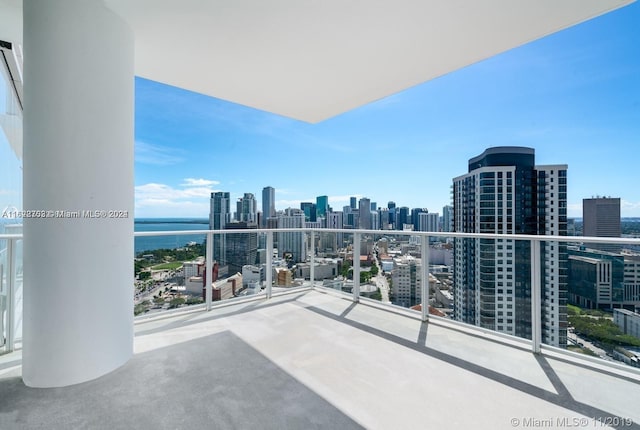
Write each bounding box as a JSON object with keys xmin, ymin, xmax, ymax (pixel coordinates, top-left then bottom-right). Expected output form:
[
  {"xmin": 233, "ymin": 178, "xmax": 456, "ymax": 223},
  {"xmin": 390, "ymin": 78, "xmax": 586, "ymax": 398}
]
[
  {"xmin": 205, "ymin": 232, "xmax": 213, "ymax": 311},
  {"xmin": 6, "ymin": 238, "xmax": 15, "ymax": 352},
  {"xmin": 266, "ymin": 231, "xmax": 273, "ymax": 299},
  {"xmin": 353, "ymin": 232, "xmax": 360, "ymax": 303},
  {"xmin": 310, "ymin": 230, "xmax": 315, "ymax": 288},
  {"xmin": 421, "ymin": 234, "xmax": 429, "ymax": 322},
  {"xmin": 531, "ymin": 239, "xmax": 542, "ymax": 354}
]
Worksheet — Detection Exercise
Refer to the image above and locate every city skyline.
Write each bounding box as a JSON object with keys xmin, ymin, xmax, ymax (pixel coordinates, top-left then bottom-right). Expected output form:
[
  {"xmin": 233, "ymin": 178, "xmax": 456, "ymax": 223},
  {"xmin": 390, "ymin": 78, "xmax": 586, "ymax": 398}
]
[{"xmin": 134, "ymin": 2, "xmax": 640, "ymax": 219}]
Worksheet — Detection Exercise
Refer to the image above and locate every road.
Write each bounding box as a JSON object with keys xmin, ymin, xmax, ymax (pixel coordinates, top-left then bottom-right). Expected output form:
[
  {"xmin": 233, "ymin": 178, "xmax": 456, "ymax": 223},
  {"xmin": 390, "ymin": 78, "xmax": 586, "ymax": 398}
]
[
  {"xmin": 371, "ymin": 255, "xmax": 390, "ymax": 303},
  {"xmin": 373, "ymin": 273, "xmax": 390, "ymax": 303},
  {"xmin": 568, "ymin": 329, "xmax": 613, "ymax": 361}
]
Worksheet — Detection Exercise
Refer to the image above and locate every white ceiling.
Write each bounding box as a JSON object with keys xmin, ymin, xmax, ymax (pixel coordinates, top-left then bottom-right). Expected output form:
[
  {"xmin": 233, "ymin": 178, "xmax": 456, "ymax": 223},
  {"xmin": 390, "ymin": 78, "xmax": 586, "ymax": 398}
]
[{"xmin": 1, "ymin": 0, "xmax": 635, "ymax": 122}]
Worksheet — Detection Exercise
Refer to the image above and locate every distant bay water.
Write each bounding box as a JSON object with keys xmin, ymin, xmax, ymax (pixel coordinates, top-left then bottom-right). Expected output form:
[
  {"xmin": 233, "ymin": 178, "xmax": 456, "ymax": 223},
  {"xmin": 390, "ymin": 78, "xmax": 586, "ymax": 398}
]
[{"xmin": 134, "ymin": 218, "xmax": 209, "ymax": 254}]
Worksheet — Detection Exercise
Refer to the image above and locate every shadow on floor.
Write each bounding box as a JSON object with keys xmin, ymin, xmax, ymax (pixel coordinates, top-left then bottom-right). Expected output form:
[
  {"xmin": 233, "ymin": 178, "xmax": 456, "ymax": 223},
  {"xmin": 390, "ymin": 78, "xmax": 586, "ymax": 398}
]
[{"xmin": 0, "ymin": 331, "xmax": 363, "ymax": 430}]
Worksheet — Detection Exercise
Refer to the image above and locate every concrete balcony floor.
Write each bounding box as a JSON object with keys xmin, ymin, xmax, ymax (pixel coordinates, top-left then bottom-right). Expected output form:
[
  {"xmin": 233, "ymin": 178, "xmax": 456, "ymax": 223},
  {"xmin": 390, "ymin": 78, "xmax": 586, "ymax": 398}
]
[{"xmin": 0, "ymin": 288, "xmax": 639, "ymax": 429}]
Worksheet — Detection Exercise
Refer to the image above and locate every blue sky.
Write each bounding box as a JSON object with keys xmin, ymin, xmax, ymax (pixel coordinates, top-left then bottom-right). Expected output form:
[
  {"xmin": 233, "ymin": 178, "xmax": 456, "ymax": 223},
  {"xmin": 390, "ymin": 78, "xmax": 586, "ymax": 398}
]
[{"xmin": 134, "ymin": 2, "xmax": 640, "ymax": 219}]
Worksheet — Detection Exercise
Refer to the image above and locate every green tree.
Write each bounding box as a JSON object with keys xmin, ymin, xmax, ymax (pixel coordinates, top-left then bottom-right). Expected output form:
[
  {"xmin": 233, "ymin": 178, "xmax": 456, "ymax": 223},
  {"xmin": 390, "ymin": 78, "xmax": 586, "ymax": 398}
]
[
  {"xmin": 340, "ymin": 260, "xmax": 352, "ymax": 279},
  {"xmin": 169, "ymin": 297, "xmax": 186, "ymax": 309},
  {"xmin": 360, "ymin": 271, "xmax": 372, "ymax": 284},
  {"xmin": 134, "ymin": 301, "xmax": 151, "ymax": 316},
  {"xmin": 186, "ymin": 297, "xmax": 204, "ymax": 305}
]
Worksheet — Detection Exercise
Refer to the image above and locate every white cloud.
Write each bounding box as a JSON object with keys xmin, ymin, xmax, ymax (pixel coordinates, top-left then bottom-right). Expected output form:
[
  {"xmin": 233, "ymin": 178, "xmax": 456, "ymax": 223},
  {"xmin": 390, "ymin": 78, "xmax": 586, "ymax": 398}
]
[
  {"xmin": 621, "ymin": 200, "xmax": 640, "ymax": 210},
  {"xmin": 621, "ymin": 200, "xmax": 640, "ymax": 217},
  {"xmin": 135, "ymin": 179, "xmax": 220, "ymax": 217},
  {"xmin": 135, "ymin": 141, "xmax": 185, "ymax": 166},
  {"xmin": 182, "ymin": 178, "xmax": 219, "ymax": 187}
]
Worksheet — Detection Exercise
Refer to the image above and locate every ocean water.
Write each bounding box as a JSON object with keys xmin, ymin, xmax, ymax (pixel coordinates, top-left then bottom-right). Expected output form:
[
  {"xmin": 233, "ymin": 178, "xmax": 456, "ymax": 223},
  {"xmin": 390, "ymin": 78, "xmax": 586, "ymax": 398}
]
[{"xmin": 134, "ymin": 218, "xmax": 209, "ymax": 254}]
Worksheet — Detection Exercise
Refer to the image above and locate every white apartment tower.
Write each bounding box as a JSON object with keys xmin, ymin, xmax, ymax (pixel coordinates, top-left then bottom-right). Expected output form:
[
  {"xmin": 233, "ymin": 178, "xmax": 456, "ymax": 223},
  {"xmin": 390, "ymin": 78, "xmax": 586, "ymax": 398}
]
[
  {"xmin": 277, "ymin": 209, "xmax": 307, "ymax": 263},
  {"xmin": 418, "ymin": 212, "xmax": 439, "ymax": 232},
  {"xmin": 391, "ymin": 255, "xmax": 422, "ymax": 308}
]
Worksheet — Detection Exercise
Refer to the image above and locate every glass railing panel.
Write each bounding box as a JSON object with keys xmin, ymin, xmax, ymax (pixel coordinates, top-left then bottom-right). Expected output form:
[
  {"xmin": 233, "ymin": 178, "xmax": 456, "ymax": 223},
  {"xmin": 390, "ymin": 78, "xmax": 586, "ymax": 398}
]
[
  {"xmin": 0, "ymin": 228, "xmax": 22, "ymax": 352},
  {"xmin": 305, "ymin": 230, "xmax": 341, "ymax": 289},
  {"xmin": 542, "ymin": 237, "xmax": 640, "ymax": 370},
  {"xmin": 271, "ymin": 228, "xmax": 306, "ymax": 291},
  {"xmin": 12, "ymin": 235, "xmax": 22, "ymax": 345},
  {"xmin": 310, "ymin": 230, "xmax": 354, "ymax": 296},
  {"xmin": 298, "ymin": 230, "xmax": 314, "ymax": 288},
  {"xmin": 447, "ymin": 234, "xmax": 536, "ymax": 343},
  {"xmin": 134, "ymin": 229, "xmax": 275, "ymax": 317},
  {"xmin": 0, "ymin": 235, "xmax": 7, "ymax": 350},
  {"xmin": 134, "ymin": 231, "xmax": 207, "ymax": 316},
  {"xmin": 360, "ymin": 231, "xmax": 412, "ymax": 306}
]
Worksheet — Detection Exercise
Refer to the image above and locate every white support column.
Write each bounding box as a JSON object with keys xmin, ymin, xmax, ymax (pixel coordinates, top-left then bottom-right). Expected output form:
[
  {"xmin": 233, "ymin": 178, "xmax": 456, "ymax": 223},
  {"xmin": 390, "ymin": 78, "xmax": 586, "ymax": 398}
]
[
  {"xmin": 531, "ymin": 239, "xmax": 542, "ymax": 354},
  {"xmin": 266, "ymin": 231, "xmax": 273, "ymax": 299},
  {"xmin": 205, "ymin": 232, "xmax": 213, "ymax": 311},
  {"xmin": 353, "ymin": 232, "xmax": 360, "ymax": 302},
  {"xmin": 421, "ymin": 235, "xmax": 429, "ymax": 322},
  {"xmin": 22, "ymin": 0, "xmax": 134, "ymax": 387},
  {"xmin": 309, "ymin": 230, "xmax": 315, "ymax": 288}
]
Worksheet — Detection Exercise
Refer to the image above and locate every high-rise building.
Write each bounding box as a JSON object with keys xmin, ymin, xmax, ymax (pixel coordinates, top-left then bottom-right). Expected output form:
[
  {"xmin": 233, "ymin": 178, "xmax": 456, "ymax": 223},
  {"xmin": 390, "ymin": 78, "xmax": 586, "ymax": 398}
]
[
  {"xmin": 225, "ymin": 221, "xmax": 258, "ymax": 275},
  {"xmin": 387, "ymin": 201, "xmax": 396, "ymax": 225},
  {"xmin": 300, "ymin": 202, "xmax": 317, "ymax": 222},
  {"xmin": 261, "ymin": 186, "xmax": 275, "ymax": 228},
  {"xmin": 453, "ymin": 146, "xmax": 567, "ymax": 347},
  {"xmin": 396, "ymin": 207, "xmax": 410, "ymax": 230},
  {"xmin": 210, "ymin": 191, "xmax": 231, "ymax": 265},
  {"xmin": 378, "ymin": 208, "xmax": 391, "ymax": 230},
  {"xmin": 411, "ymin": 208, "xmax": 428, "ymax": 231},
  {"xmin": 350, "ymin": 197, "xmax": 357, "ymax": 210},
  {"xmin": 326, "ymin": 211, "xmax": 344, "ymax": 251},
  {"xmin": 418, "ymin": 212, "xmax": 439, "ymax": 232},
  {"xmin": 442, "ymin": 205, "xmax": 453, "ymax": 233},
  {"xmin": 583, "ymin": 197, "xmax": 621, "ymax": 253},
  {"xmin": 371, "ymin": 211, "xmax": 379, "ymax": 230},
  {"xmin": 236, "ymin": 193, "xmax": 257, "ymax": 223},
  {"xmin": 391, "ymin": 255, "xmax": 422, "ymax": 308},
  {"xmin": 277, "ymin": 209, "xmax": 307, "ymax": 263},
  {"xmin": 358, "ymin": 197, "xmax": 371, "ymax": 229},
  {"xmin": 316, "ymin": 195, "xmax": 329, "ymax": 219}
]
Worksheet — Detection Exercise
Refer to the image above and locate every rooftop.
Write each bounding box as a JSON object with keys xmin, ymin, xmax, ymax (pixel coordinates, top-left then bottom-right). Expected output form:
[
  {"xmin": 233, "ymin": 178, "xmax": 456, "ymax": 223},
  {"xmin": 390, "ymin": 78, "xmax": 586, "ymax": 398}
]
[{"xmin": 1, "ymin": 288, "xmax": 638, "ymax": 429}]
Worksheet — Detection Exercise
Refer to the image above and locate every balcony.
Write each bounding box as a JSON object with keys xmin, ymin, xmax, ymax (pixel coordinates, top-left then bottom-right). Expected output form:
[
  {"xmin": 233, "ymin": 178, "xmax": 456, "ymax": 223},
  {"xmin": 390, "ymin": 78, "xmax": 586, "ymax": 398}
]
[{"xmin": 1, "ymin": 228, "xmax": 639, "ymax": 428}]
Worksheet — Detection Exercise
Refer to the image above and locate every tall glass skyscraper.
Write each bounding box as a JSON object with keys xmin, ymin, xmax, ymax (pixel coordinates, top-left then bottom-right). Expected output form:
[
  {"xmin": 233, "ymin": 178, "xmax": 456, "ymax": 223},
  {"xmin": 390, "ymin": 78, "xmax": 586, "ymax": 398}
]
[
  {"xmin": 316, "ymin": 195, "xmax": 329, "ymax": 219},
  {"xmin": 210, "ymin": 191, "xmax": 230, "ymax": 264},
  {"xmin": 300, "ymin": 202, "xmax": 317, "ymax": 222},
  {"xmin": 236, "ymin": 192, "xmax": 257, "ymax": 223},
  {"xmin": 453, "ymin": 147, "xmax": 567, "ymax": 347},
  {"xmin": 261, "ymin": 186, "xmax": 275, "ymax": 227},
  {"xmin": 442, "ymin": 205, "xmax": 453, "ymax": 232},
  {"xmin": 358, "ymin": 197, "xmax": 371, "ymax": 229},
  {"xmin": 225, "ymin": 221, "xmax": 258, "ymax": 275}
]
